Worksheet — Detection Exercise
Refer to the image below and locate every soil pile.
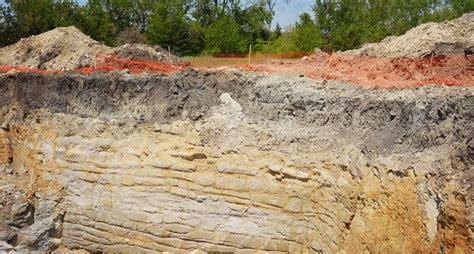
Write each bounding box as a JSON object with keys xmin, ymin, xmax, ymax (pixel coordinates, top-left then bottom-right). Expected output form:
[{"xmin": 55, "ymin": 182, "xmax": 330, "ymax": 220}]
[
  {"xmin": 101, "ymin": 44, "xmax": 181, "ymax": 64},
  {"xmin": 0, "ymin": 26, "xmax": 108, "ymax": 70},
  {"xmin": 346, "ymin": 12, "xmax": 474, "ymax": 57},
  {"xmin": 249, "ymin": 53, "xmax": 473, "ymax": 88},
  {"xmin": 0, "ymin": 27, "xmax": 182, "ymax": 70}
]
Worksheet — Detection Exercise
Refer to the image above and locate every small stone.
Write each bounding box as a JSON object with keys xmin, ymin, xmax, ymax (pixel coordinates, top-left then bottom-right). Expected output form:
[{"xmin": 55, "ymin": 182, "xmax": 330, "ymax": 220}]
[
  {"xmin": 282, "ymin": 168, "xmax": 309, "ymax": 180},
  {"xmin": 268, "ymin": 164, "xmax": 282, "ymax": 174},
  {"xmin": 220, "ymin": 93, "xmax": 243, "ymax": 112},
  {"xmin": 314, "ymin": 47, "xmax": 323, "ymax": 53}
]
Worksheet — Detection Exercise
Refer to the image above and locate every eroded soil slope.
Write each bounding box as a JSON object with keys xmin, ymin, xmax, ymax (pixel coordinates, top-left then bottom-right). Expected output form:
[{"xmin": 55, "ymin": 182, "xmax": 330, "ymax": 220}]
[{"xmin": 0, "ymin": 70, "xmax": 472, "ymax": 253}]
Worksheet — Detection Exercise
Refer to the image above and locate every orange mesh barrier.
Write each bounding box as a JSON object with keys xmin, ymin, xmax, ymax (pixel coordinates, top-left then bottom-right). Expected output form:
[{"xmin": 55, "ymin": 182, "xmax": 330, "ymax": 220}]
[
  {"xmin": 0, "ymin": 52, "xmax": 472, "ymax": 89},
  {"xmin": 213, "ymin": 52, "xmax": 312, "ymax": 59},
  {"xmin": 76, "ymin": 53, "xmax": 191, "ymax": 74},
  {"xmin": 244, "ymin": 53, "xmax": 474, "ymax": 88},
  {"xmin": 0, "ymin": 65, "xmax": 64, "ymax": 74}
]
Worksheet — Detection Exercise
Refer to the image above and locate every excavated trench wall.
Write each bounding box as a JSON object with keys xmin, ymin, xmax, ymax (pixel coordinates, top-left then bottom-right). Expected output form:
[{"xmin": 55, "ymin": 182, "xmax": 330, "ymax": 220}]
[{"xmin": 0, "ymin": 70, "xmax": 472, "ymax": 253}]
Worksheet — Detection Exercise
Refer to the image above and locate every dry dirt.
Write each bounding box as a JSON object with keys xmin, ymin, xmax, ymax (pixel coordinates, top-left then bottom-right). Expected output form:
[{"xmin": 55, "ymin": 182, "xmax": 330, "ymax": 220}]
[
  {"xmin": 0, "ymin": 26, "xmax": 107, "ymax": 70},
  {"xmin": 245, "ymin": 53, "xmax": 473, "ymax": 88},
  {"xmin": 345, "ymin": 12, "xmax": 474, "ymax": 57},
  {"xmin": 0, "ymin": 26, "xmax": 179, "ymax": 71},
  {"xmin": 243, "ymin": 13, "xmax": 474, "ymax": 87},
  {"xmin": 101, "ymin": 43, "xmax": 181, "ymax": 64}
]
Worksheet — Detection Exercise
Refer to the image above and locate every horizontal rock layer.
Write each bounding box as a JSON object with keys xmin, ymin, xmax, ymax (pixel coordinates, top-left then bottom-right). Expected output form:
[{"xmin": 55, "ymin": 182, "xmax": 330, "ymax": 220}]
[{"xmin": 0, "ymin": 71, "xmax": 472, "ymax": 253}]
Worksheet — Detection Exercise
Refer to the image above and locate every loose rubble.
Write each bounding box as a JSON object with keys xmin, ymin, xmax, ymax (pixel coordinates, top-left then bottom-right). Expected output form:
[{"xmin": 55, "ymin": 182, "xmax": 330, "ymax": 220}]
[{"xmin": 101, "ymin": 43, "xmax": 181, "ymax": 64}]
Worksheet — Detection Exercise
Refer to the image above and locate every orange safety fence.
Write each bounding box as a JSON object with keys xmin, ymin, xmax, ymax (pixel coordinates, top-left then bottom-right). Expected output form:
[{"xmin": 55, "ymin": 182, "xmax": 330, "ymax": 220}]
[
  {"xmin": 0, "ymin": 52, "xmax": 472, "ymax": 89},
  {"xmin": 245, "ymin": 53, "xmax": 474, "ymax": 88},
  {"xmin": 0, "ymin": 65, "xmax": 64, "ymax": 74},
  {"xmin": 76, "ymin": 53, "xmax": 191, "ymax": 74},
  {"xmin": 0, "ymin": 53, "xmax": 191, "ymax": 75},
  {"xmin": 213, "ymin": 52, "xmax": 313, "ymax": 59}
]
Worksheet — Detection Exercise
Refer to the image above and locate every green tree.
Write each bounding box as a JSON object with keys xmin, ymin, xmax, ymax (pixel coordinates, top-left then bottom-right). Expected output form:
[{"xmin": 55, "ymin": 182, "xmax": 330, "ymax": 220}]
[
  {"xmin": 4, "ymin": 0, "xmax": 83, "ymax": 36},
  {"xmin": 0, "ymin": 0, "xmax": 85, "ymax": 46},
  {"xmin": 258, "ymin": 0, "xmax": 291, "ymax": 29},
  {"xmin": 1, "ymin": 0, "xmax": 473, "ymax": 54},
  {"xmin": 79, "ymin": 0, "xmax": 118, "ymax": 45},
  {"xmin": 237, "ymin": 2, "xmax": 271, "ymax": 43},
  {"xmin": 0, "ymin": 2, "xmax": 19, "ymax": 46},
  {"xmin": 204, "ymin": 15, "xmax": 248, "ymax": 54},
  {"xmin": 146, "ymin": 0, "xmax": 203, "ymax": 55},
  {"xmin": 311, "ymin": 0, "xmax": 474, "ymax": 51},
  {"xmin": 292, "ymin": 13, "xmax": 323, "ymax": 51},
  {"xmin": 449, "ymin": 0, "xmax": 474, "ymax": 15}
]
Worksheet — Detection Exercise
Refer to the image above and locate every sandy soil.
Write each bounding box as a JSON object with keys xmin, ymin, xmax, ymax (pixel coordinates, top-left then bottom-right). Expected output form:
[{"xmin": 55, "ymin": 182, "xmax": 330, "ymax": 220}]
[{"xmin": 345, "ymin": 12, "xmax": 474, "ymax": 57}]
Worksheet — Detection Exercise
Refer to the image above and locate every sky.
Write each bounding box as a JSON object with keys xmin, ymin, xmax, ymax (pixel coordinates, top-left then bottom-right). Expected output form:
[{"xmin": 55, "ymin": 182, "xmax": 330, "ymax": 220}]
[
  {"xmin": 274, "ymin": 0, "xmax": 314, "ymax": 28},
  {"xmin": 1, "ymin": 0, "xmax": 314, "ymax": 28}
]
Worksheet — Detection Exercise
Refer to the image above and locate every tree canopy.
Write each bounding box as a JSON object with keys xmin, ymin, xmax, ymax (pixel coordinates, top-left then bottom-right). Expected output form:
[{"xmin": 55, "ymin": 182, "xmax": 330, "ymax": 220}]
[{"xmin": 0, "ymin": 0, "xmax": 472, "ymax": 55}]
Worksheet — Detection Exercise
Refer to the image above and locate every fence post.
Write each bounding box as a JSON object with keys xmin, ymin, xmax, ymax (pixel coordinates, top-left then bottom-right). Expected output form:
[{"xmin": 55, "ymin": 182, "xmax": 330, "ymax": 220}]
[
  {"xmin": 248, "ymin": 44, "xmax": 252, "ymax": 65},
  {"xmin": 168, "ymin": 46, "xmax": 171, "ymax": 62},
  {"xmin": 323, "ymin": 52, "xmax": 335, "ymax": 80},
  {"xmin": 428, "ymin": 53, "xmax": 434, "ymax": 77}
]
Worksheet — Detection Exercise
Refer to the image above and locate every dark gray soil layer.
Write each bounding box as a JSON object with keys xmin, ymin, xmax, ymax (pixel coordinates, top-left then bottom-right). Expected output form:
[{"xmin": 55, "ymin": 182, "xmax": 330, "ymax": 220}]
[
  {"xmin": 0, "ymin": 70, "xmax": 473, "ymax": 252},
  {"xmin": 1, "ymin": 71, "xmax": 472, "ymax": 156}
]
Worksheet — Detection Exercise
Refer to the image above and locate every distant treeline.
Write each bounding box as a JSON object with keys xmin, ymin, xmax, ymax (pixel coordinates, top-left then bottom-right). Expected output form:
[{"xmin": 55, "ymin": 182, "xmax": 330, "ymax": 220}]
[{"xmin": 0, "ymin": 0, "xmax": 472, "ymax": 55}]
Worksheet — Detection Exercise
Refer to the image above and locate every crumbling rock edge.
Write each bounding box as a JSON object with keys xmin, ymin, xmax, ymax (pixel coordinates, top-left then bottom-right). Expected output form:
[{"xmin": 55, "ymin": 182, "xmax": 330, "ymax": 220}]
[{"xmin": 0, "ymin": 70, "xmax": 473, "ymax": 253}]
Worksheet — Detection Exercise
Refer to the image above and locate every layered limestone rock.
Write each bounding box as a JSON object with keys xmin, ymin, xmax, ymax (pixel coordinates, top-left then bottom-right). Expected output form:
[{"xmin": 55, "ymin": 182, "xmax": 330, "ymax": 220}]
[{"xmin": 0, "ymin": 71, "xmax": 472, "ymax": 253}]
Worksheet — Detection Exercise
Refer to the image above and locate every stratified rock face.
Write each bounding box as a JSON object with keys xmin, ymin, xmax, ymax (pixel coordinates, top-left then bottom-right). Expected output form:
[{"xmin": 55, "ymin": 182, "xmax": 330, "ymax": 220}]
[{"xmin": 0, "ymin": 71, "xmax": 472, "ymax": 253}]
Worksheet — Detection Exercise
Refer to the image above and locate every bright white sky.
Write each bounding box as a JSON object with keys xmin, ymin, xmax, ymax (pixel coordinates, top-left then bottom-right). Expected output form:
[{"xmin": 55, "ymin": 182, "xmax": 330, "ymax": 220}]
[{"xmin": 0, "ymin": 0, "xmax": 315, "ymax": 29}]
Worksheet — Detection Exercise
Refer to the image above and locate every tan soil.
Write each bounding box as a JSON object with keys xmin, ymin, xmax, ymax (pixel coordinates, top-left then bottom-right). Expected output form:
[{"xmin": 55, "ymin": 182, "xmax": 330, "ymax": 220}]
[
  {"xmin": 345, "ymin": 12, "xmax": 474, "ymax": 57},
  {"xmin": 0, "ymin": 26, "xmax": 180, "ymax": 70},
  {"xmin": 0, "ymin": 26, "xmax": 108, "ymax": 70},
  {"xmin": 101, "ymin": 43, "xmax": 180, "ymax": 64}
]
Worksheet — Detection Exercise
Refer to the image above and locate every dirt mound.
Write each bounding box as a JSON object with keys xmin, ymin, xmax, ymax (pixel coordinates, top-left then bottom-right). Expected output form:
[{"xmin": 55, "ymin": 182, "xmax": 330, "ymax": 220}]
[
  {"xmin": 247, "ymin": 53, "xmax": 473, "ymax": 88},
  {"xmin": 0, "ymin": 26, "xmax": 109, "ymax": 70},
  {"xmin": 101, "ymin": 44, "xmax": 180, "ymax": 64},
  {"xmin": 346, "ymin": 12, "xmax": 474, "ymax": 57},
  {"xmin": 0, "ymin": 27, "xmax": 182, "ymax": 71}
]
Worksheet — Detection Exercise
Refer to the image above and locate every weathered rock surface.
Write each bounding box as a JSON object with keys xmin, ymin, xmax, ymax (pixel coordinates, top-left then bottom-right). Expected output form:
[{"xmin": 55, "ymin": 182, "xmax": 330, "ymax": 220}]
[{"xmin": 0, "ymin": 70, "xmax": 472, "ymax": 253}]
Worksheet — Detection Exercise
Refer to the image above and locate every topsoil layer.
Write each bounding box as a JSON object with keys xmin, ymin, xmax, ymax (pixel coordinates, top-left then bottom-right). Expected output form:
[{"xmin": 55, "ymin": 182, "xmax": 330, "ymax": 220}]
[{"xmin": 0, "ymin": 70, "xmax": 471, "ymax": 158}]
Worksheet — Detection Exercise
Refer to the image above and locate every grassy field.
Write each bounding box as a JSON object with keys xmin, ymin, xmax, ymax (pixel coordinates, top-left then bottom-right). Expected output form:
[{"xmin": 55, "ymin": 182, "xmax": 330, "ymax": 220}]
[
  {"xmin": 182, "ymin": 52, "xmax": 311, "ymax": 68},
  {"xmin": 182, "ymin": 55, "xmax": 266, "ymax": 68}
]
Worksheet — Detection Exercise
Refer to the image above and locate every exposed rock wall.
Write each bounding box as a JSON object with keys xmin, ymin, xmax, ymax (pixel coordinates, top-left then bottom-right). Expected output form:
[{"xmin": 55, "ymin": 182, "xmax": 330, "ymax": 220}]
[{"xmin": 0, "ymin": 71, "xmax": 472, "ymax": 253}]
